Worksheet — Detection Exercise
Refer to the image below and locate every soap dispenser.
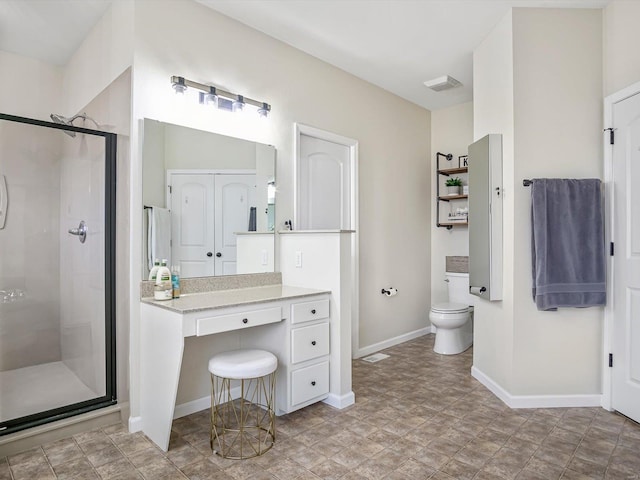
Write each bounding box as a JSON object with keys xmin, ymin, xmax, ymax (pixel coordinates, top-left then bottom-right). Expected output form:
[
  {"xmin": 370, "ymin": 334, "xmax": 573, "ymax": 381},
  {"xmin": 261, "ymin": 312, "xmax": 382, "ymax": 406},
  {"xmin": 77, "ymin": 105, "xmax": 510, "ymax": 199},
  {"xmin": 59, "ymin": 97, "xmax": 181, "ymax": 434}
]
[
  {"xmin": 154, "ymin": 259, "xmax": 172, "ymax": 300},
  {"xmin": 148, "ymin": 259, "xmax": 160, "ymax": 281}
]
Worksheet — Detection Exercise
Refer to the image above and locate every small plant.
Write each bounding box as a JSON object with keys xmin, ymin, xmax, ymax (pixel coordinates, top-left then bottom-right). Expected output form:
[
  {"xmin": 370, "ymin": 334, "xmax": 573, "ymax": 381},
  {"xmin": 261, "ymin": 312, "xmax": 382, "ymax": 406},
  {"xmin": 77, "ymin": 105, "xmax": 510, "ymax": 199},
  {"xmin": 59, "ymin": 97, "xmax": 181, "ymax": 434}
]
[{"xmin": 445, "ymin": 177, "xmax": 463, "ymax": 187}]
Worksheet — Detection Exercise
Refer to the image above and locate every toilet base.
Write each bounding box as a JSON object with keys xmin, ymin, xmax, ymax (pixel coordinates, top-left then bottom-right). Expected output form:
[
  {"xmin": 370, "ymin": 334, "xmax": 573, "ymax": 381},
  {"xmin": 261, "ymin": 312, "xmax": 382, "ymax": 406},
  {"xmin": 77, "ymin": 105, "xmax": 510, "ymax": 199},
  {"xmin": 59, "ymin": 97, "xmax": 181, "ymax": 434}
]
[{"xmin": 433, "ymin": 327, "xmax": 472, "ymax": 355}]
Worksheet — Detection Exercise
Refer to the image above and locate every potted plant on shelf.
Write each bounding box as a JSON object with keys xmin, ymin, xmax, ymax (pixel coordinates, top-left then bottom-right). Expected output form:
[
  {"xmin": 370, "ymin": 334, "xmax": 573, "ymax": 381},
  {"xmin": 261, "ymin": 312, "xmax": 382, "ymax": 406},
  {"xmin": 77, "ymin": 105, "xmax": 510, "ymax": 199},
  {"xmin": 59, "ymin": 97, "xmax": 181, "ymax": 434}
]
[{"xmin": 445, "ymin": 177, "xmax": 463, "ymax": 195}]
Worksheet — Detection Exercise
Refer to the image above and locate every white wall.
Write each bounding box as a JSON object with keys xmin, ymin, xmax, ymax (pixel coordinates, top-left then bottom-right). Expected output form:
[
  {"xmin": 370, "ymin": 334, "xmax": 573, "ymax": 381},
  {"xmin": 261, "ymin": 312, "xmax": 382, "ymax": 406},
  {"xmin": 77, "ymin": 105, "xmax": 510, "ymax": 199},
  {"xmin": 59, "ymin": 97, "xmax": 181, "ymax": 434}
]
[
  {"xmin": 511, "ymin": 8, "xmax": 603, "ymax": 396},
  {"xmin": 473, "ymin": 8, "xmax": 604, "ymax": 400},
  {"xmin": 0, "ymin": 50, "xmax": 63, "ymax": 120},
  {"xmin": 603, "ymin": 0, "xmax": 640, "ymax": 97},
  {"xmin": 430, "ymin": 102, "xmax": 473, "ymax": 305},
  {"xmin": 472, "ymin": 11, "xmax": 516, "ymax": 391},
  {"xmin": 62, "ymin": 0, "xmax": 134, "ymax": 116}
]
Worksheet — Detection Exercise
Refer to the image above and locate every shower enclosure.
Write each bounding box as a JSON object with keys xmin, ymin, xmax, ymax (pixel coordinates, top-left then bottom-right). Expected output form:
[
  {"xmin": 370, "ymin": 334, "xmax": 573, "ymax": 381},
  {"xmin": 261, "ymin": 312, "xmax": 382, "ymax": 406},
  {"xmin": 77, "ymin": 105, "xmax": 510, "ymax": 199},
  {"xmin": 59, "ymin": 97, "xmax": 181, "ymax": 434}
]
[{"xmin": 0, "ymin": 113, "xmax": 116, "ymax": 436}]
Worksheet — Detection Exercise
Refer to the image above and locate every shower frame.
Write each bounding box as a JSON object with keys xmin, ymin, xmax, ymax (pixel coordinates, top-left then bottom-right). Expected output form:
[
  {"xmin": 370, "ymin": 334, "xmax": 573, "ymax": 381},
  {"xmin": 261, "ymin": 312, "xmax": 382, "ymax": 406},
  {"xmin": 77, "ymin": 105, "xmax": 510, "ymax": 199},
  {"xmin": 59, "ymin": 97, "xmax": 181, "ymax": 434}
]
[{"xmin": 0, "ymin": 112, "xmax": 117, "ymax": 436}]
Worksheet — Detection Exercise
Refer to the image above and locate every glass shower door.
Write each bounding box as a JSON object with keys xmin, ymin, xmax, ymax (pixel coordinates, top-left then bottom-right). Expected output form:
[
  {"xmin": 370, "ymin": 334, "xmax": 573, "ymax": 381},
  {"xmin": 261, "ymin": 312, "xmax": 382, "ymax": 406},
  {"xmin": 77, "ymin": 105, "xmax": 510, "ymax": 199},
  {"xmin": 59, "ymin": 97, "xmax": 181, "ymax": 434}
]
[{"xmin": 0, "ymin": 113, "xmax": 116, "ymax": 436}]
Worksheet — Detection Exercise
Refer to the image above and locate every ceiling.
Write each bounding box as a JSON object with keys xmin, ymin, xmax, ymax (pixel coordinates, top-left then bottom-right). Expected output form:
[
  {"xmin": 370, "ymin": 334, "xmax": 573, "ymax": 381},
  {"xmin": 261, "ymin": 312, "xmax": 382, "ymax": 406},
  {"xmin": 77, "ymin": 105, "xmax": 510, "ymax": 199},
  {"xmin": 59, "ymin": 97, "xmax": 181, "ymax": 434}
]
[{"xmin": 0, "ymin": 0, "xmax": 610, "ymax": 111}]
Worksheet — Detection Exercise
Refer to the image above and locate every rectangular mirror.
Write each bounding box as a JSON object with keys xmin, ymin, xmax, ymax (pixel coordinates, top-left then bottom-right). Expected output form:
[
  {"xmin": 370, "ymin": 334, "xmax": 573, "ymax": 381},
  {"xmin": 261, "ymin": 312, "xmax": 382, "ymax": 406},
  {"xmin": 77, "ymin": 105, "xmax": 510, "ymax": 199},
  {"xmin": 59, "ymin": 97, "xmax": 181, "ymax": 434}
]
[{"xmin": 142, "ymin": 119, "xmax": 276, "ymax": 279}]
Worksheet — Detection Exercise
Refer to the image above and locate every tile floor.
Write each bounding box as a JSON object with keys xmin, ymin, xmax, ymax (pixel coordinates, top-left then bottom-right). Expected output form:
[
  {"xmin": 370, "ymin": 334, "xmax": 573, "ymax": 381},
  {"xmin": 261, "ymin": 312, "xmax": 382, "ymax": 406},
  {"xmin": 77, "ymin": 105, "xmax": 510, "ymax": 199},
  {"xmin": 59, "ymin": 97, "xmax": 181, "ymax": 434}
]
[{"xmin": 2, "ymin": 335, "xmax": 640, "ymax": 480}]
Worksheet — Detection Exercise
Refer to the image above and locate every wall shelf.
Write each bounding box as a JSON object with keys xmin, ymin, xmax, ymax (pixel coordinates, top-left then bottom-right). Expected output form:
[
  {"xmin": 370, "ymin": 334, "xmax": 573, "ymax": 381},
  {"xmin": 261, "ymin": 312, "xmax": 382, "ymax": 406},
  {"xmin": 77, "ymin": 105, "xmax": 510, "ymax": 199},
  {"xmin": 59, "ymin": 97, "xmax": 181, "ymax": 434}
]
[
  {"xmin": 437, "ymin": 222, "xmax": 468, "ymax": 229},
  {"xmin": 436, "ymin": 158, "xmax": 468, "ymax": 229},
  {"xmin": 438, "ymin": 167, "xmax": 468, "ymax": 176},
  {"xmin": 438, "ymin": 194, "xmax": 468, "ymax": 201}
]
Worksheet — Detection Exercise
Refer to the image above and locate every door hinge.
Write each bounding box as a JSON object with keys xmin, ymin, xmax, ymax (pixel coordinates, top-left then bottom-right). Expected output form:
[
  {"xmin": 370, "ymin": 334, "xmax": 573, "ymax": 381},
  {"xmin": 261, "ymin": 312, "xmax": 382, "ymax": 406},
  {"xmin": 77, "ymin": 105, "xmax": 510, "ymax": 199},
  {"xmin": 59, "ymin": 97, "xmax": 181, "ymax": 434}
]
[
  {"xmin": 609, "ymin": 353, "xmax": 613, "ymax": 368},
  {"xmin": 610, "ymin": 242, "xmax": 615, "ymax": 256},
  {"xmin": 604, "ymin": 128, "xmax": 615, "ymax": 145},
  {"xmin": 168, "ymin": 185, "xmax": 172, "ymax": 194}
]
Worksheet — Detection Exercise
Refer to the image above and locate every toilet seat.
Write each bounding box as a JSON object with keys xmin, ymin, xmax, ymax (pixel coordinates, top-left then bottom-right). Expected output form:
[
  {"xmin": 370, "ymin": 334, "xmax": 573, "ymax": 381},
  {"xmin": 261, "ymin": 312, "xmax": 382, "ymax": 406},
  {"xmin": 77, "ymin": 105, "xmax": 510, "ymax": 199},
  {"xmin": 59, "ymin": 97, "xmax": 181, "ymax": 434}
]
[{"xmin": 430, "ymin": 302, "xmax": 469, "ymax": 314}]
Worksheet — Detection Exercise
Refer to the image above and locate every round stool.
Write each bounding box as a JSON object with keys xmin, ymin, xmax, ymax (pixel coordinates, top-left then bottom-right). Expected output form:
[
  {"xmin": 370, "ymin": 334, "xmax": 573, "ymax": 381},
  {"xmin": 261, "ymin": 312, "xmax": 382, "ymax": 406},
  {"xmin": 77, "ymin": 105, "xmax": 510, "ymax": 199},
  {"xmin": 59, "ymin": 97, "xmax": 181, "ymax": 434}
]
[{"xmin": 208, "ymin": 349, "xmax": 277, "ymax": 459}]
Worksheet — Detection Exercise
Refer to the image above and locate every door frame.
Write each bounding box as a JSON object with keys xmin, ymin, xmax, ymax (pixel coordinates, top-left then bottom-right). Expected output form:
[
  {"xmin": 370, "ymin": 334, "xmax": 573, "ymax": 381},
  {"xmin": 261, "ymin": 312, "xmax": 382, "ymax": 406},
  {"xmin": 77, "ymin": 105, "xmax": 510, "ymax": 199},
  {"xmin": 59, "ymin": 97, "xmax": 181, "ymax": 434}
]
[
  {"xmin": 294, "ymin": 123, "xmax": 360, "ymax": 357},
  {"xmin": 602, "ymin": 80, "xmax": 640, "ymax": 411}
]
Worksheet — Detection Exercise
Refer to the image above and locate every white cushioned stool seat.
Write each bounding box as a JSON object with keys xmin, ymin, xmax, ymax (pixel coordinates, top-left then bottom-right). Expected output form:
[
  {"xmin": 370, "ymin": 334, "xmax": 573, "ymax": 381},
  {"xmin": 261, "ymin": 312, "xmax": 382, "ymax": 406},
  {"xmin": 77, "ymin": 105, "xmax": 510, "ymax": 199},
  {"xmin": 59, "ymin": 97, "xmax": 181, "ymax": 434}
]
[{"xmin": 208, "ymin": 349, "xmax": 277, "ymax": 379}]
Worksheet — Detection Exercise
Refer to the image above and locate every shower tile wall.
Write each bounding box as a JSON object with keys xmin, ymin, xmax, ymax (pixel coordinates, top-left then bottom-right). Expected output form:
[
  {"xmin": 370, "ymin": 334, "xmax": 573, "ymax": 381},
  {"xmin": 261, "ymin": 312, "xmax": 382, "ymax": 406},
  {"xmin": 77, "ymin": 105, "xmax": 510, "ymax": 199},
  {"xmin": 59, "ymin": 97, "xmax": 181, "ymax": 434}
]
[
  {"xmin": 0, "ymin": 122, "xmax": 62, "ymax": 371},
  {"xmin": 59, "ymin": 133, "xmax": 106, "ymax": 396}
]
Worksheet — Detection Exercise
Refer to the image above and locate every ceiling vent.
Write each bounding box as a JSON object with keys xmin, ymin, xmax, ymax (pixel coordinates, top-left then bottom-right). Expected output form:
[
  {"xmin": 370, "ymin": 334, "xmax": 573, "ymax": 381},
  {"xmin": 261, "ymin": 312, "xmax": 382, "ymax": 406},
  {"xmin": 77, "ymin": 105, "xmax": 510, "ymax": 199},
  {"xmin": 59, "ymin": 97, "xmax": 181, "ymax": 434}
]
[{"xmin": 423, "ymin": 75, "xmax": 462, "ymax": 92}]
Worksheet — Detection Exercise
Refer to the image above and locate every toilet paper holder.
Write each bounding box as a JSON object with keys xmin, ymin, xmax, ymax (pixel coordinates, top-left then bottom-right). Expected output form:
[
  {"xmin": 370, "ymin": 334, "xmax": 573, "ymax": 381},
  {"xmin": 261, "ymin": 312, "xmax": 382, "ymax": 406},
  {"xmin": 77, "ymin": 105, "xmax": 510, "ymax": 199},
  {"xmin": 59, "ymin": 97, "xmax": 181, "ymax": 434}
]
[{"xmin": 469, "ymin": 286, "xmax": 487, "ymax": 296}]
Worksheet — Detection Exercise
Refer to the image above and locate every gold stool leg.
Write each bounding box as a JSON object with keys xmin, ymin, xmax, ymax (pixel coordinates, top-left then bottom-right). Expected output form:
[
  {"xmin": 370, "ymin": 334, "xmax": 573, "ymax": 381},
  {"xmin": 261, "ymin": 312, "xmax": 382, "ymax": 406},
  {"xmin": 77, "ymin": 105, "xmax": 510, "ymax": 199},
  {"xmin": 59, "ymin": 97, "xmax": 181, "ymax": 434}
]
[{"xmin": 209, "ymin": 372, "xmax": 276, "ymax": 459}]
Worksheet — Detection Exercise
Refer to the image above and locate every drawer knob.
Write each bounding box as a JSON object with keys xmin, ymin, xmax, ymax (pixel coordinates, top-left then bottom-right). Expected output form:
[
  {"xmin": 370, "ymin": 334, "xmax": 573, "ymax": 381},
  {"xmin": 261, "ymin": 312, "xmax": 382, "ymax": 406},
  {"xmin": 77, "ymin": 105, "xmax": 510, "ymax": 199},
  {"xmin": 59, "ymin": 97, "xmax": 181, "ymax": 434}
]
[
  {"xmin": 242, "ymin": 318, "xmax": 248, "ymax": 324},
  {"xmin": 311, "ymin": 340, "xmax": 317, "ymax": 346},
  {"xmin": 311, "ymin": 309, "xmax": 316, "ymax": 314},
  {"xmin": 311, "ymin": 381, "xmax": 316, "ymax": 386}
]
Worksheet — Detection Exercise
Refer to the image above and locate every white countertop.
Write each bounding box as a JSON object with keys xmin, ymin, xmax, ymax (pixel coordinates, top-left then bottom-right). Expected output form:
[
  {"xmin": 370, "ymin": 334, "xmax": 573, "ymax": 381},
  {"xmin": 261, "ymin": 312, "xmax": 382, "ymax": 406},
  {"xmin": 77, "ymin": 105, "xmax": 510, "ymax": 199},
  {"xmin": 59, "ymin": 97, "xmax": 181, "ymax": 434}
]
[{"xmin": 141, "ymin": 284, "xmax": 329, "ymax": 314}]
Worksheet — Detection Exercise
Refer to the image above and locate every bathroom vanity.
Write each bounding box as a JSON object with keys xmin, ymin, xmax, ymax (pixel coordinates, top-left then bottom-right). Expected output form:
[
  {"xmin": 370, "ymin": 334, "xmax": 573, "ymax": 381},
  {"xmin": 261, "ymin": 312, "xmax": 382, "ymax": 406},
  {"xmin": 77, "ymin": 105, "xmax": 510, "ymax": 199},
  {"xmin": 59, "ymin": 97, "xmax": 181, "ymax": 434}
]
[{"xmin": 139, "ymin": 284, "xmax": 331, "ymax": 451}]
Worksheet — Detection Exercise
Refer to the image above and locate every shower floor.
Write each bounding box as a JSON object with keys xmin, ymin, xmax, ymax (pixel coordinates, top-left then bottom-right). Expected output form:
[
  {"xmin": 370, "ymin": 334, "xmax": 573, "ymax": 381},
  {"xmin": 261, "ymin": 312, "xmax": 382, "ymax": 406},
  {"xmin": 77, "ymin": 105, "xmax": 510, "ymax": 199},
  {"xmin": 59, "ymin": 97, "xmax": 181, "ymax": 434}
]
[{"xmin": 0, "ymin": 361, "xmax": 97, "ymax": 423}]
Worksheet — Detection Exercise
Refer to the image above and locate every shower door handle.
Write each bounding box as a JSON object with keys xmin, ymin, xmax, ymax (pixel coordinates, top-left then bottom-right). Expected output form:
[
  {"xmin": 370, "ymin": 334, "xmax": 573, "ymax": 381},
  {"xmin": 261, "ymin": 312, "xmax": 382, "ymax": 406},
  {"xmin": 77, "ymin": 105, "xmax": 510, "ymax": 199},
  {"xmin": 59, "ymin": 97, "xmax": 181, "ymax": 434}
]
[{"xmin": 68, "ymin": 220, "xmax": 87, "ymax": 244}]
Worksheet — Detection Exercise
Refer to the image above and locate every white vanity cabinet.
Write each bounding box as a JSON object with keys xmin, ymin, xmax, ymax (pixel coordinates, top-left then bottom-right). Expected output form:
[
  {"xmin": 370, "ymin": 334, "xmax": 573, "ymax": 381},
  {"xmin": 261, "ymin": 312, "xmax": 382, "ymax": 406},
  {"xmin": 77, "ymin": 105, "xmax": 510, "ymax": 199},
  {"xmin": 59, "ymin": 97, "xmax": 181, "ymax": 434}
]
[
  {"xmin": 139, "ymin": 286, "xmax": 331, "ymax": 451},
  {"xmin": 288, "ymin": 297, "xmax": 331, "ymax": 409},
  {"xmin": 237, "ymin": 295, "xmax": 331, "ymax": 415}
]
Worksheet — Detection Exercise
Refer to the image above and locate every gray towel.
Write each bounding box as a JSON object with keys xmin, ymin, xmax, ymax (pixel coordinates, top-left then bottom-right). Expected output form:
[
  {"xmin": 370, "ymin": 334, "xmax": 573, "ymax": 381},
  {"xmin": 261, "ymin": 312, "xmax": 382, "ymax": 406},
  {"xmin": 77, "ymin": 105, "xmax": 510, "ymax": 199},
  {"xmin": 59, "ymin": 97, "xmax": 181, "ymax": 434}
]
[{"xmin": 531, "ymin": 178, "xmax": 605, "ymax": 311}]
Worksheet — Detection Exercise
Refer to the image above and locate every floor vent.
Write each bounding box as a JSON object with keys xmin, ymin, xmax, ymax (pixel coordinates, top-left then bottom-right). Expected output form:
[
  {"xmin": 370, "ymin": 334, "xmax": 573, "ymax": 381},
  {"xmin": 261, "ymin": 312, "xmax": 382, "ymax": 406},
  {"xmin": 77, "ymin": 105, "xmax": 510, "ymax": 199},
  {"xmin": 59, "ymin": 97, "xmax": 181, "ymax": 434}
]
[{"xmin": 361, "ymin": 353, "xmax": 390, "ymax": 363}]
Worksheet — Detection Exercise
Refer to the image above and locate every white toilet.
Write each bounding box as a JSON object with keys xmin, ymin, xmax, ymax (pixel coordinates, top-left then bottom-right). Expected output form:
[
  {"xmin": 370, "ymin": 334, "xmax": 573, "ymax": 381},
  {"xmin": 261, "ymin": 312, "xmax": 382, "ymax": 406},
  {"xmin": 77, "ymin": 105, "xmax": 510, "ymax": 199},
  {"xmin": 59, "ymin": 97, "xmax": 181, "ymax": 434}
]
[{"xmin": 429, "ymin": 272, "xmax": 474, "ymax": 355}]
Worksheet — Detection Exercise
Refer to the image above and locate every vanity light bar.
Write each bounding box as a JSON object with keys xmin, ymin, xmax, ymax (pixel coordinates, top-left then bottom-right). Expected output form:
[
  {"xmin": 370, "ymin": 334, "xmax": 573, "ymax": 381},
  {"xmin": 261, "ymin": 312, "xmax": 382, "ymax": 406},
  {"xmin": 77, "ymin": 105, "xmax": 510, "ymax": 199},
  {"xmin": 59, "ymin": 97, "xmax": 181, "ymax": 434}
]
[{"xmin": 171, "ymin": 76, "xmax": 271, "ymax": 116}]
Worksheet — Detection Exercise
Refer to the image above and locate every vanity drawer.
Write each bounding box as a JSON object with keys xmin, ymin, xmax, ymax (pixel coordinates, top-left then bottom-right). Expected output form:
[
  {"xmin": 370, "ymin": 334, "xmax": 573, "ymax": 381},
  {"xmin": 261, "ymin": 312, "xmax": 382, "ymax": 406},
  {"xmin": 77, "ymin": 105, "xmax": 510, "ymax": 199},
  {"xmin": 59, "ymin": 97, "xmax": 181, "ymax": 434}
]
[
  {"xmin": 196, "ymin": 306, "xmax": 281, "ymax": 336},
  {"xmin": 291, "ymin": 361, "xmax": 329, "ymax": 406},
  {"xmin": 291, "ymin": 298, "xmax": 329, "ymax": 324},
  {"xmin": 291, "ymin": 322, "xmax": 329, "ymax": 364}
]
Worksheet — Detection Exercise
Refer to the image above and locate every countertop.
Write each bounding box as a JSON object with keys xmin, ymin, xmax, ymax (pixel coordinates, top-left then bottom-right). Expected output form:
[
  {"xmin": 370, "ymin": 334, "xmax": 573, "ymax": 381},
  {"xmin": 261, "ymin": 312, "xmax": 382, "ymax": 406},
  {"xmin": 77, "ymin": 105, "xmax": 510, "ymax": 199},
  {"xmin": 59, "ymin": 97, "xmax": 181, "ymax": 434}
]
[{"xmin": 141, "ymin": 284, "xmax": 330, "ymax": 314}]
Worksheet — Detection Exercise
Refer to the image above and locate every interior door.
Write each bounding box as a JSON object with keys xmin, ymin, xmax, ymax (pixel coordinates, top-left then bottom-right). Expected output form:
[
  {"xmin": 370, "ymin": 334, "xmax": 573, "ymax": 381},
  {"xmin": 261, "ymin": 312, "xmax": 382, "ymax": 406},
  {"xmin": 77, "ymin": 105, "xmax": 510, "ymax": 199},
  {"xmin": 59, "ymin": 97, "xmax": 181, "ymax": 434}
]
[
  {"xmin": 214, "ymin": 174, "xmax": 256, "ymax": 275},
  {"xmin": 169, "ymin": 174, "xmax": 215, "ymax": 278},
  {"xmin": 612, "ymin": 90, "xmax": 640, "ymax": 423},
  {"xmin": 298, "ymin": 134, "xmax": 351, "ymax": 230}
]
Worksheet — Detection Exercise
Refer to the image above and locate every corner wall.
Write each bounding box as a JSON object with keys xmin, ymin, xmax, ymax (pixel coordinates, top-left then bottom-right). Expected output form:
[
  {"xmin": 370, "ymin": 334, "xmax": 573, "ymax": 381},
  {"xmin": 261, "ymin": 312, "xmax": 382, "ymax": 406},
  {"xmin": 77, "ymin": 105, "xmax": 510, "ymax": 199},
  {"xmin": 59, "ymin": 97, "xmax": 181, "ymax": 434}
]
[
  {"xmin": 472, "ymin": 8, "xmax": 604, "ymax": 402},
  {"xmin": 472, "ymin": 11, "xmax": 515, "ymax": 392},
  {"xmin": 511, "ymin": 8, "xmax": 603, "ymax": 396}
]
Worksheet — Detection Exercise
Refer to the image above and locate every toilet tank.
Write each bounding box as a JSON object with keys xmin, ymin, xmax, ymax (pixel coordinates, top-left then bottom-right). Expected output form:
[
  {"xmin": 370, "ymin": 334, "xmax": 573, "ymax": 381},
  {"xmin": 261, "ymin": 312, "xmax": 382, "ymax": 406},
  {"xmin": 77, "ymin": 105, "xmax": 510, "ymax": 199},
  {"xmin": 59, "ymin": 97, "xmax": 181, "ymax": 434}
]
[{"xmin": 446, "ymin": 272, "xmax": 475, "ymax": 305}]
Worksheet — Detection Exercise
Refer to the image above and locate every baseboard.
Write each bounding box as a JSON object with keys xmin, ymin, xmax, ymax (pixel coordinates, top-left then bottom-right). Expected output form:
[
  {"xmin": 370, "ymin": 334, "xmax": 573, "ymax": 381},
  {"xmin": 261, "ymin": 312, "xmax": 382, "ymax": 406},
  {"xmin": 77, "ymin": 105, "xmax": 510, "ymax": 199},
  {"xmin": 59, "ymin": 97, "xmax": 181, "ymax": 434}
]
[
  {"xmin": 173, "ymin": 396, "xmax": 210, "ymax": 419},
  {"xmin": 355, "ymin": 327, "xmax": 432, "ymax": 358},
  {"xmin": 128, "ymin": 416, "xmax": 142, "ymax": 433},
  {"xmin": 430, "ymin": 324, "xmax": 437, "ymax": 334},
  {"xmin": 323, "ymin": 391, "xmax": 355, "ymax": 409},
  {"xmin": 471, "ymin": 366, "xmax": 602, "ymax": 409},
  {"xmin": 173, "ymin": 386, "xmax": 242, "ymax": 419}
]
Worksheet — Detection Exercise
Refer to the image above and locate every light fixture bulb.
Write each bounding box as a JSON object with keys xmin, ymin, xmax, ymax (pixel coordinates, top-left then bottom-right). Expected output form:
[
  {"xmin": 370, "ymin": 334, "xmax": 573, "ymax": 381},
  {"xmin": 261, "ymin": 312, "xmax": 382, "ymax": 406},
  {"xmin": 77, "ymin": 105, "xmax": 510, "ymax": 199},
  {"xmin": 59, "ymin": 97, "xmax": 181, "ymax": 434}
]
[
  {"xmin": 232, "ymin": 95, "xmax": 245, "ymax": 112},
  {"xmin": 205, "ymin": 86, "xmax": 218, "ymax": 107},
  {"xmin": 257, "ymin": 102, "xmax": 271, "ymax": 118},
  {"xmin": 172, "ymin": 76, "xmax": 187, "ymax": 95}
]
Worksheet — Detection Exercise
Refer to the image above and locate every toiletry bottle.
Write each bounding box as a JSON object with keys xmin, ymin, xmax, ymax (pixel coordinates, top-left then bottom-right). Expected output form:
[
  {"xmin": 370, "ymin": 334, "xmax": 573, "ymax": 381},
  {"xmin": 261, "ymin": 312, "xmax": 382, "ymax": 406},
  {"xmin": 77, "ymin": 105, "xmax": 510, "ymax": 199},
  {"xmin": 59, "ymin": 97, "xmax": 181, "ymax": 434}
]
[
  {"xmin": 171, "ymin": 265, "xmax": 181, "ymax": 298},
  {"xmin": 148, "ymin": 259, "xmax": 160, "ymax": 281},
  {"xmin": 154, "ymin": 259, "xmax": 172, "ymax": 300}
]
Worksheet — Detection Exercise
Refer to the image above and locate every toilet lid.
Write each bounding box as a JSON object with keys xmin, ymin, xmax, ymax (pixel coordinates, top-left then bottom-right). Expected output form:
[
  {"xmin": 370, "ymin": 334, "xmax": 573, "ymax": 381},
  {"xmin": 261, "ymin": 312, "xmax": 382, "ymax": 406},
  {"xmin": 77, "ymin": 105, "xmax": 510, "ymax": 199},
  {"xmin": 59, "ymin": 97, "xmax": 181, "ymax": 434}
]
[{"xmin": 431, "ymin": 302, "xmax": 469, "ymax": 314}]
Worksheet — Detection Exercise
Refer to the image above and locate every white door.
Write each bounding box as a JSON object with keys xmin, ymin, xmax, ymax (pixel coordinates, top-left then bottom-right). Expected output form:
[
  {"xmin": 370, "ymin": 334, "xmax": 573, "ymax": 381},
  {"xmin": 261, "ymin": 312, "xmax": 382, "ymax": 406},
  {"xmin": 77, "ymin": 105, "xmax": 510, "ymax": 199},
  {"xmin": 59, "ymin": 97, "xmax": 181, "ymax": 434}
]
[
  {"xmin": 298, "ymin": 134, "xmax": 351, "ymax": 230},
  {"xmin": 214, "ymin": 174, "xmax": 256, "ymax": 275},
  {"xmin": 169, "ymin": 174, "xmax": 215, "ymax": 278},
  {"xmin": 612, "ymin": 90, "xmax": 640, "ymax": 423}
]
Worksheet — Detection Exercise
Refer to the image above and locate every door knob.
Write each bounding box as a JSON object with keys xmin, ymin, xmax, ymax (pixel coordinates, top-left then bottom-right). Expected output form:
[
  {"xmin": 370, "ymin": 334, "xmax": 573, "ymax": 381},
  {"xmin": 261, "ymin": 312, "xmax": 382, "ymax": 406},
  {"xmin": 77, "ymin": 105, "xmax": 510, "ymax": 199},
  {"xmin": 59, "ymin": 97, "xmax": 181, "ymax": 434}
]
[
  {"xmin": 216, "ymin": 252, "xmax": 222, "ymax": 257},
  {"xmin": 206, "ymin": 252, "xmax": 213, "ymax": 257}
]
